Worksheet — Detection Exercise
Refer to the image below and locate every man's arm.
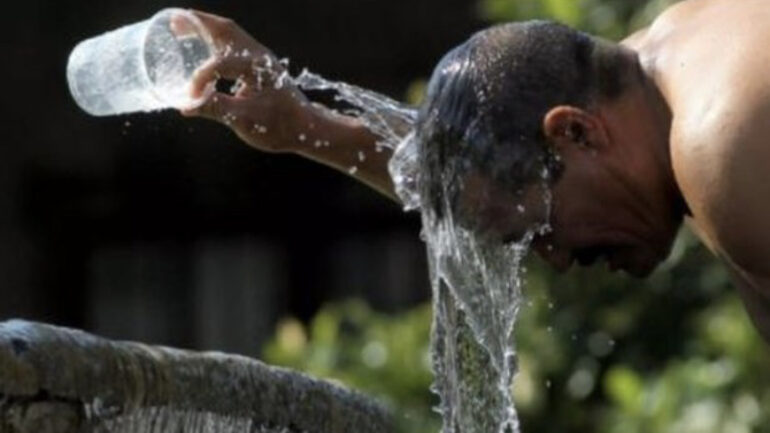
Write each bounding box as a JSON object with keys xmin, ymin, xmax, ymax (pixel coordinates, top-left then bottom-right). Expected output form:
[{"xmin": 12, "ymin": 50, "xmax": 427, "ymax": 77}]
[
  {"xmin": 180, "ymin": 11, "xmax": 398, "ymax": 201},
  {"xmin": 290, "ymin": 104, "xmax": 396, "ymax": 200}
]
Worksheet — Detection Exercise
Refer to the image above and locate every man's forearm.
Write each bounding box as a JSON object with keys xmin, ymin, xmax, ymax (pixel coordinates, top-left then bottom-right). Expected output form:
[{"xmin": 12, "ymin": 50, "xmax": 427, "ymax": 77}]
[
  {"xmin": 176, "ymin": 12, "xmax": 401, "ymax": 202},
  {"xmin": 291, "ymin": 103, "xmax": 398, "ymax": 202}
]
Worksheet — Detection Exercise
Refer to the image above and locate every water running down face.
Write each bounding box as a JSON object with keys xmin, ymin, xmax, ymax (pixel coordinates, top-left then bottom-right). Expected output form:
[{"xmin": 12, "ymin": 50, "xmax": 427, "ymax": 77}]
[
  {"xmin": 413, "ymin": 21, "xmax": 684, "ymax": 278},
  {"xmin": 454, "ymin": 164, "xmax": 679, "ymax": 278}
]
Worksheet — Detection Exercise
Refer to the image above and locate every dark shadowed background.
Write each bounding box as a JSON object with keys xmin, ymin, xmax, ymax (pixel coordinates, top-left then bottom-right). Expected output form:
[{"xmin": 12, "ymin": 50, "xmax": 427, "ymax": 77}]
[{"xmin": 1, "ymin": 0, "xmax": 485, "ymax": 354}]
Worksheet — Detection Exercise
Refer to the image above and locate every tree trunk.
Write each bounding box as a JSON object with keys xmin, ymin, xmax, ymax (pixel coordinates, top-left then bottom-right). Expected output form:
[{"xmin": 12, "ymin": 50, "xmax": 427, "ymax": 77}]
[{"xmin": 0, "ymin": 320, "xmax": 393, "ymax": 433}]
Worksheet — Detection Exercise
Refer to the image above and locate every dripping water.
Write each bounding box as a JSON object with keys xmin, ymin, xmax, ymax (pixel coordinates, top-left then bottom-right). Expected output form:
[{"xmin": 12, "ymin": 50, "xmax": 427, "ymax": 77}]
[
  {"xmin": 75, "ymin": 55, "xmax": 548, "ymax": 433},
  {"xmin": 269, "ymin": 63, "xmax": 552, "ymax": 433}
]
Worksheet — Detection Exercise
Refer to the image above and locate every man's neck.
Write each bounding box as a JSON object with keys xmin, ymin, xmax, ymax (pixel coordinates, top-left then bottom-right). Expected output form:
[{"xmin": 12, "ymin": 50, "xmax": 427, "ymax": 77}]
[{"xmin": 637, "ymin": 56, "xmax": 690, "ymax": 217}]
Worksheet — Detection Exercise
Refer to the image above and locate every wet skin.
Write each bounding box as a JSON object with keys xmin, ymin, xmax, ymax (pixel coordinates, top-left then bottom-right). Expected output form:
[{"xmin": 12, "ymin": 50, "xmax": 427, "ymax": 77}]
[
  {"xmin": 181, "ymin": 1, "xmax": 770, "ymax": 342},
  {"xmin": 459, "ymin": 0, "xmax": 770, "ymax": 340},
  {"xmin": 635, "ymin": 0, "xmax": 770, "ymax": 340}
]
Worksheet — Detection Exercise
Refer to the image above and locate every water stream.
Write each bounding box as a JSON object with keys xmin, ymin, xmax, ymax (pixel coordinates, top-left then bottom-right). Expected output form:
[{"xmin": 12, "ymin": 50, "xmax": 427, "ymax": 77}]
[{"xmin": 283, "ymin": 67, "xmax": 550, "ymax": 433}]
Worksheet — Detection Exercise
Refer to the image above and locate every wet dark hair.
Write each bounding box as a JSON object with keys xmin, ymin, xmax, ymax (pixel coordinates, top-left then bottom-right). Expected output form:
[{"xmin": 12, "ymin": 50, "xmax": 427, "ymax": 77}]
[{"xmin": 416, "ymin": 20, "xmax": 637, "ymax": 219}]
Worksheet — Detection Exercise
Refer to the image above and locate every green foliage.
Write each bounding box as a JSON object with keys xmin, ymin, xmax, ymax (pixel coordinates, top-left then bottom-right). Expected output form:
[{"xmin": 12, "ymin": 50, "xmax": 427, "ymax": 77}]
[
  {"xmin": 263, "ymin": 1, "xmax": 770, "ymax": 432},
  {"xmin": 511, "ymin": 227, "xmax": 770, "ymax": 433},
  {"xmin": 478, "ymin": 0, "xmax": 681, "ymax": 39},
  {"xmin": 262, "ymin": 300, "xmax": 440, "ymax": 432},
  {"xmin": 264, "ymin": 229, "xmax": 770, "ymax": 433}
]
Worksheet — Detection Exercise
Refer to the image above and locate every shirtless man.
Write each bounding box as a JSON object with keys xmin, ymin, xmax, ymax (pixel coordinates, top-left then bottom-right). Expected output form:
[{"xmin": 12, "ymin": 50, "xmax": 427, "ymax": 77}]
[{"xmin": 181, "ymin": 1, "xmax": 770, "ymax": 342}]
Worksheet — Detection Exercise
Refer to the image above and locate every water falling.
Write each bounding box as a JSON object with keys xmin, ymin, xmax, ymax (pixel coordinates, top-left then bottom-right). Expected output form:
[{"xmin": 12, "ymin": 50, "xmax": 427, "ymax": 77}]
[
  {"xmin": 293, "ymin": 68, "xmax": 417, "ymax": 149},
  {"xmin": 65, "ymin": 30, "xmax": 551, "ymax": 432},
  {"xmin": 61, "ymin": 11, "xmax": 555, "ymax": 433},
  {"xmin": 274, "ymin": 57, "xmax": 553, "ymax": 432}
]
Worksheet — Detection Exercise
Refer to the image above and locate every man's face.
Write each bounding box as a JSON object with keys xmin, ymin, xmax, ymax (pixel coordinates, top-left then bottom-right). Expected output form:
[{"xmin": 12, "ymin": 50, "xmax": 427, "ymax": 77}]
[
  {"xmin": 454, "ymin": 171, "xmax": 551, "ymax": 244},
  {"xmin": 536, "ymin": 173, "xmax": 678, "ymax": 277},
  {"xmin": 455, "ymin": 161, "xmax": 681, "ymax": 277}
]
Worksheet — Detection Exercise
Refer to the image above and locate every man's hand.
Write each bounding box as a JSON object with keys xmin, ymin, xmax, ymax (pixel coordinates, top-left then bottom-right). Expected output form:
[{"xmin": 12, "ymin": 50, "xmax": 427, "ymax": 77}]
[
  {"xmin": 176, "ymin": 10, "xmax": 398, "ymax": 201},
  {"xmin": 178, "ymin": 10, "xmax": 310, "ymax": 154}
]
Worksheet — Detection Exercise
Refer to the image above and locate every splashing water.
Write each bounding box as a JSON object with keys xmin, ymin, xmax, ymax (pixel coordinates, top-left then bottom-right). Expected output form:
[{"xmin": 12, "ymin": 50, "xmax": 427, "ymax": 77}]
[
  {"xmin": 272, "ymin": 63, "xmax": 424, "ymax": 211},
  {"xmin": 423, "ymin": 210, "xmax": 551, "ymax": 433},
  {"xmin": 273, "ymin": 63, "xmax": 552, "ymax": 433},
  {"xmin": 71, "ymin": 50, "xmax": 547, "ymax": 432},
  {"xmin": 293, "ymin": 68, "xmax": 417, "ymax": 149},
  {"xmin": 409, "ymin": 124, "xmax": 552, "ymax": 433},
  {"xmin": 63, "ymin": 17, "xmax": 553, "ymax": 432}
]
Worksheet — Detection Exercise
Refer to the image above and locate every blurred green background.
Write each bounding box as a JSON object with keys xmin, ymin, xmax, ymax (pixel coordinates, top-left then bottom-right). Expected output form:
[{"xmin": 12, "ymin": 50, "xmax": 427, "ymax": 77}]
[{"xmin": 264, "ymin": 1, "xmax": 770, "ymax": 432}]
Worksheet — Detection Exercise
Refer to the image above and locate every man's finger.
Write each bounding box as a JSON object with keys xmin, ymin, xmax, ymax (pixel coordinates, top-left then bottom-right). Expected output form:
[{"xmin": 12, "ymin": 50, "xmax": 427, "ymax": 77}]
[
  {"xmin": 189, "ymin": 55, "xmax": 267, "ymax": 99},
  {"xmin": 169, "ymin": 12, "xmax": 198, "ymax": 38},
  {"xmin": 185, "ymin": 10, "xmax": 245, "ymax": 51},
  {"xmin": 180, "ymin": 93, "xmax": 240, "ymax": 124}
]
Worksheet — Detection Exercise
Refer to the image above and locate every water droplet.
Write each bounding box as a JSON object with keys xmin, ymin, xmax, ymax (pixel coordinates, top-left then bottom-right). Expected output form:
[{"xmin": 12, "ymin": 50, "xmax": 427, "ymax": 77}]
[
  {"xmin": 298, "ymin": 133, "xmax": 307, "ymax": 142},
  {"xmin": 222, "ymin": 112, "xmax": 237, "ymax": 125},
  {"xmin": 358, "ymin": 151, "xmax": 366, "ymax": 162},
  {"xmin": 361, "ymin": 341, "xmax": 388, "ymax": 368},
  {"xmin": 348, "ymin": 166, "xmax": 358, "ymax": 175},
  {"xmin": 262, "ymin": 54, "xmax": 273, "ymax": 69}
]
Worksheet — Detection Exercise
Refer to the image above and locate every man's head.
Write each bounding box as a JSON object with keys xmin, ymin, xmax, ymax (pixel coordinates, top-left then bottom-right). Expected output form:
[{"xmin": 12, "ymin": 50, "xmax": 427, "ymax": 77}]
[{"xmin": 416, "ymin": 20, "xmax": 684, "ymax": 277}]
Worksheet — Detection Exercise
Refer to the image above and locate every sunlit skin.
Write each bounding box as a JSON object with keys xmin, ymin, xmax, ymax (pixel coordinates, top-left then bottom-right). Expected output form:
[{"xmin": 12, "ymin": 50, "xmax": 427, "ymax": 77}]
[{"xmin": 181, "ymin": 1, "xmax": 770, "ymax": 342}]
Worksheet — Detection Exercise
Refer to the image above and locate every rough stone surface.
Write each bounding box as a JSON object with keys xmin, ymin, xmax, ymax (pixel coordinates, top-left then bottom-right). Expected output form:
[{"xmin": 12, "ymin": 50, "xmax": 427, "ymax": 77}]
[{"xmin": 0, "ymin": 320, "xmax": 393, "ymax": 433}]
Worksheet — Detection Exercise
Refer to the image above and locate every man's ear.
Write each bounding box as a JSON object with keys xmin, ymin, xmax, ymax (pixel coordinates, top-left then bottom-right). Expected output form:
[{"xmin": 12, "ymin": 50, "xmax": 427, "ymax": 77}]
[{"xmin": 542, "ymin": 106, "xmax": 609, "ymax": 153}]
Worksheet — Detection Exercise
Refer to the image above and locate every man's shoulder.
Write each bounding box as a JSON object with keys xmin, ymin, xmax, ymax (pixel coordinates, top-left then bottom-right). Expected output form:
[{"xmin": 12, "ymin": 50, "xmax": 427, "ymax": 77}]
[
  {"xmin": 672, "ymin": 99, "xmax": 770, "ymax": 277},
  {"xmin": 649, "ymin": 0, "xmax": 770, "ymax": 113}
]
